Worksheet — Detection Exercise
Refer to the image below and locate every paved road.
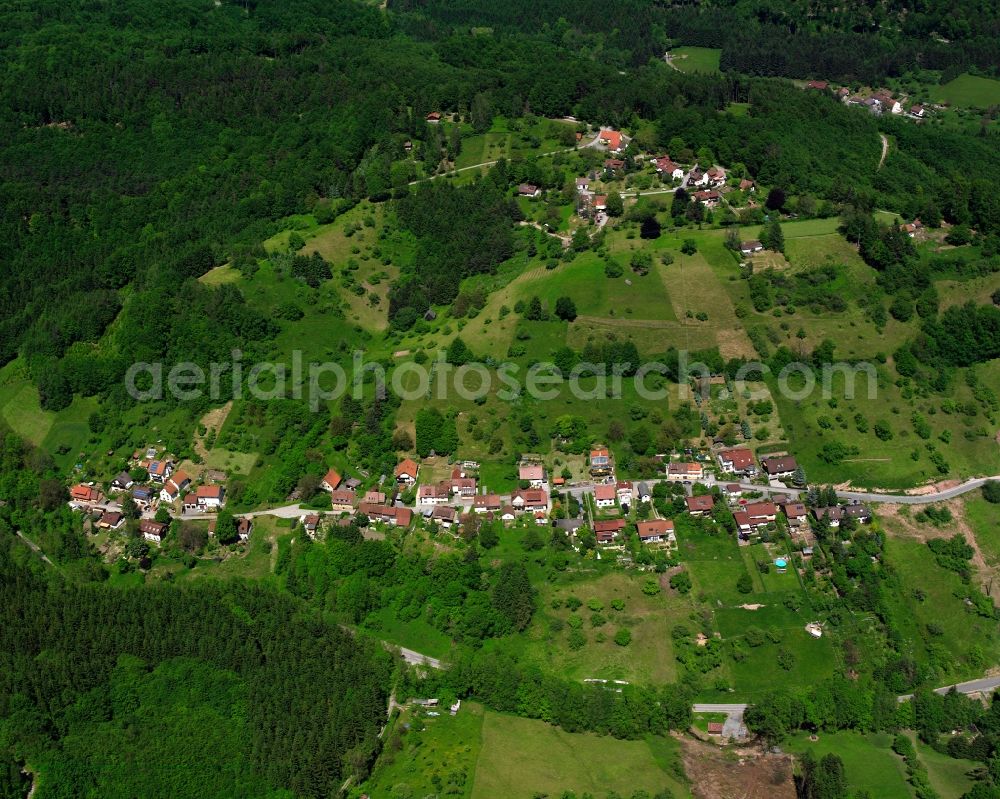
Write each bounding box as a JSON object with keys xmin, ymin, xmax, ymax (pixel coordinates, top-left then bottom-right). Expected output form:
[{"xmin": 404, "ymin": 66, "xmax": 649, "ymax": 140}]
[
  {"xmin": 898, "ymin": 675, "xmax": 1000, "ymax": 702},
  {"xmin": 397, "ymin": 646, "xmax": 446, "ymax": 670},
  {"xmin": 563, "ymin": 473, "xmax": 1000, "ymax": 507}
]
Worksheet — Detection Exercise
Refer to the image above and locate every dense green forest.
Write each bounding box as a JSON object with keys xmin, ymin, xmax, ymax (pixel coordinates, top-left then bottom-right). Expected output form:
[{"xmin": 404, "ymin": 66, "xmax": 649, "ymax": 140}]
[{"xmin": 391, "ymin": 0, "xmax": 1000, "ymax": 81}]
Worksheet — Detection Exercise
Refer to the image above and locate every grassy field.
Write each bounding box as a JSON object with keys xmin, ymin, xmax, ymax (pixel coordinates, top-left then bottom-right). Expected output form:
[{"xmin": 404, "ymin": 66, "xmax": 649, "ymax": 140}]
[
  {"xmin": 786, "ymin": 732, "xmax": 911, "ymax": 798},
  {"xmin": 471, "ymin": 710, "xmax": 690, "ymax": 799},
  {"xmin": 512, "ymin": 570, "xmax": 690, "ymax": 684},
  {"xmin": 963, "ymin": 495, "xmax": 1000, "ymax": 567},
  {"xmin": 669, "ymin": 47, "xmax": 721, "ymax": 74},
  {"xmin": 912, "ymin": 734, "xmax": 978, "ymax": 799},
  {"xmin": 361, "ymin": 702, "xmax": 485, "ymax": 799},
  {"xmin": 933, "ymin": 73, "xmax": 1000, "ymax": 107},
  {"xmin": 454, "ymin": 116, "xmax": 575, "ymax": 170},
  {"xmin": 879, "ymin": 532, "xmax": 1000, "ymax": 679}
]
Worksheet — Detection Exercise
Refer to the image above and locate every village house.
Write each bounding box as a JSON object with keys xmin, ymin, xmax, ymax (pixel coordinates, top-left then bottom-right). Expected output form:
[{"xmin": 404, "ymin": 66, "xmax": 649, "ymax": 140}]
[
  {"xmin": 518, "ymin": 183, "xmax": 541, "ymax": 198},
  {"xmin": 395, "ymin": 458, "xmax": 419, "ymax": 486},
  {"xmin": 874, "ymin": 91, "xmax": 902, "ymax": 114},
  {"xmin": 685, "ymin": 494, "xmax": 715, "ymax": 516},
  {"xmin": 594, "ymin": 518, "xmax": 626, "ymax": 544},
  {"xmin": 636, "ymin": 482, "xmax": 652, "ymax": 503},
  {"xmin": 158, "ymin": 471, "xmax": 191, "ymax": 504},
  {"xmin": 593, "ymin": 194, "xmax": 607, "ymax": 211},
  {"xmin": 722, "ymin": 483, "xmax": 743, "ymax": 501},
  {"xmin": 707, "ymin": 722, "xmax": 725, "ymax": 736},
  {"xmin": 654, "ymin": 156, "xmax": 684, "ymax": 179},
  {"xmin": 666, "ymin": 461, "xmax": 703, "ymax": 482},
  {"xmin": 761, "ymin": 455, "xmax": 798, "ymax": 478},
  {"xmin": 813, "ymin": 506, "xmax": 844, "ymax": 527},
  {"xmin": 718, "ymin": 448, "xmax": 756, "ymax": 475},
  {"xmin": 909, "ymin": 104, "xmax": 926, "ymax": 119},
  {"xmin": 589, "ymin": 447, "xmax": 613, "ymax": 477},
  {"xmin": 637, "ymin": 519, "xmax": 675, "ymax": 546},
  {"xmin": 692, "ymin": 189, "xmax": 721, "ymax": 208},
  {"xmin": 473, "ymin": 493, "xmax": 502, "ymax": 513},
  {"xmin": 182, "ymin": 493, "xmax": 199, "ymax": 513},
  {"xmin": 70, "ymin": 484, "xmax": 101, "ymax": 504},
  {"xmin": 706, "ymin": 166, "xmax": 726, "ymax": 186},
  {"xmin": 576, "ymin": 176, "xmax": 589, "ymax": 192},
  {"xmin": 320, "ymin": 468, "xmax": 342, "ymax": 492},
  {"xmin": 196, "ymin": 484, "xmax": 225, "ymax": 509},
  {"xmin": 603, "ymin": 158, "xmax": 625, "ymax": 172},
  {"xmin": 140, "ymin": 519, "xmax": 168, "ymax": 543},
  {"xmin": 302, "ymin": 514, "xmax": 320, "ymax": 536},
  {"xmin": 132, "ymin": 486, "xmax": 154, "ymax": 508},
  {"xmin": 98, "ymin": 511, "xmax": 125, "ymax": 530},
  {"xmin": 417, "ymin": 484, "xmax": 450, "ymax": 505},
  {"xmin": 902, "ymin": 219, "xmax": 923, "ymax": 237},
  {"xmin": 733, "ymin": 510, "xmax": 752, "ymax": 537},
  {"xmin": 594, "ymin": 483, "xmax": 617, "ymax": 509},
  {"xmin": 784, "ymin": 502, "xmax": 808, "ymax": 527},
  {"xmin": 499, "ymin": 505, "xmax": 517, "ymax": 524},
  {"xmin": 363, "ymin": 489, "xmax": 387, "ymax": 505},
  {"xmin": 110, "ymin": 472, "xmax": 133, "ymax": 492},
  {"xmin": 806, "ymin": 80, "xmax": 829, "ymax": 91},
  {"xmin": 616, "ymin": 482, "xmax": 633, "ymax": 508},
  {"xmin": 844, "ymin": 503, "xmax": 872, "ymax": 523},
  {"xmin": 358, "ymin": 503, "xmax": 413, "ymax": 527},
  {"xmin": 519, "ymin": 464, "xmax": 546, "ymax": 488},
  {"xmin": 425, "ymin": 111, "xmax": 441, "ymax": 122},
  {"xmin": 431, "ymin": 506, "xmax": 457, "ymax": 529},
  {"xmin": 330, "ymin": 489, "xmax": 357, "ymax": 513},
  {"xmin": 236, "ymin": 517, "xmax": 253, "ymax": 541},
  {"xmin": 512, "ymin": 488, "xmax": 549, "ymax": 514},
  {"xmin": 745, "ymin": 501, "xmax": 777, "ymax": 526},
  {"xmin": 740, "ymin": 240, "xmax": 764, "ymax": 255},
  {"xmin": 688, "ymin": 168, "xmax": 708, "ymax": 186},
  {"xmin": 147, "ymin": 459, "xmax": 174, "ymax": 484},
  {"xmin": 599, "ymin": 129, "xmax": 624, "ymax": 152},
  {"xmin": 739, "ymin": 178, "xmax": 755, "ymax": 192},
  {"xmin": 449, "ymin": 473, "xmax": 477, "ymax": 498}
]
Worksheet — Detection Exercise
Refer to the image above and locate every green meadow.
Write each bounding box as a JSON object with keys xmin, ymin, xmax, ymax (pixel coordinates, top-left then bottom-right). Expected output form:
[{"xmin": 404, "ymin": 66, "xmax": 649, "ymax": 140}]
[
  {"xmin": 669, "ymin": 47, "xmax": 721, "ymax": 74},
  {"xmin": 933, "ymin": 73, "xmax": 1000, "ymax": 107}
]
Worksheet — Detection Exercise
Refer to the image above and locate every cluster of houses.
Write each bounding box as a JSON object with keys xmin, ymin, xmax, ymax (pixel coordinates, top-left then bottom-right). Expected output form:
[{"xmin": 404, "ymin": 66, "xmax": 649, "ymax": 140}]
[
  {"xmin": 67, "ymin": 447, "xmax": 236, "ymax": 547},
  {"xmin": 806, "ymin": 81, "xmax": 930, "ymax": 119}
]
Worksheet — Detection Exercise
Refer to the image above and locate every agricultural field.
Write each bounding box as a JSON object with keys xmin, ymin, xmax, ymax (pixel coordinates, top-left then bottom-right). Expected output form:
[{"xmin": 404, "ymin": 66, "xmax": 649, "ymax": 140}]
[
  {"xmin": 358, "ymin": 701, "xmax": 691, "ymax": 799},
  {"xmin": 668, "ymin": 47, "xmax": 721, "ymax": 74},
  {"xmin": 786, "ymin": 732, "xmax": 912, "ymax": 799},
  {"xmin": 932, "ymin": 73, "xmax": 1000, "ymax": 107},
  {"xmin": 471, "ymin": 710, "xmax": 690, "ymax": 799}
]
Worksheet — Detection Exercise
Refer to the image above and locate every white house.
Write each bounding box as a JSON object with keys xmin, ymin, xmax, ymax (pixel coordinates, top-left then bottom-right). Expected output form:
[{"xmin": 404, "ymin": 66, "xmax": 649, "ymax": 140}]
[
  {"xmin": 196, "ymin": 484, "xmax": 225, "ymax": 509},
  {"xmin": 594, "ymin": 484, "xmax": 617, "ymax": 509}
]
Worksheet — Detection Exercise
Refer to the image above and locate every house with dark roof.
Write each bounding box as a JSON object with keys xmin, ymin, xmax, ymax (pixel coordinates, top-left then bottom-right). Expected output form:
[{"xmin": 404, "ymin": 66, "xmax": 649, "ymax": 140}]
[{"xmin": 761, "ymin": 456, "xmax": 798, "ymax": 478}]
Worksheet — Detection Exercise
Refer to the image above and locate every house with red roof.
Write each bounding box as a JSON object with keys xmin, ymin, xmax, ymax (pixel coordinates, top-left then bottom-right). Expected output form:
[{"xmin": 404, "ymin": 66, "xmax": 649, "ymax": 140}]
[
  {"xmin": 594, "ymin": 483, "xmax": 617, "ymax": 509},
  {"xmin": 395, "ymin": 458, "xmax": 419, "ymax": 486},
  {"xmin": 70, "ymin": 484, "xmax": 101, "ymax": 504},
  {"xmin": 320, "ymin": 468, "xmax": 342, "ymax": 492},
  {"xmin": 637, "ymin": 519, "xmax": 675, "ymax": 545},
  {"xmin": 685, "ymin": 495, "xmax": 715, "ymax": 516},
  {"xmin": 511, "ymin": 488, "xmax": 548, "ymax": 514},
  {"xmin": 718, "ymin": 448, "xmax": 756, "ymax": 475},
  {"xmin": 599, "ymin": 129, "xmax": 624, "ymax": 152},
  {"xmin": 196, "ymin": 484, "xmax": 225, "ymax": 509},
  {"xmin": 594, "ymin": 518, "xmax": 626, "ymax": 544}
]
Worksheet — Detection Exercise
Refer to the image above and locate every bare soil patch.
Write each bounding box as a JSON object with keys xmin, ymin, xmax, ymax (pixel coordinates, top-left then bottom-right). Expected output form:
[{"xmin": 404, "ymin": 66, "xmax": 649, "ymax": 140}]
[{"xmin": 680, "ymin": 737, "xmax": 796, "ymax": 799}]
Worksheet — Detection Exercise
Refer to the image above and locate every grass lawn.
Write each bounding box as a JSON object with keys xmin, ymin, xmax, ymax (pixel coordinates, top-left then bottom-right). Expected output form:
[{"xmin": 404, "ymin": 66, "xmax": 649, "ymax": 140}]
[
  {"xmin": 962, "ymin": 495, "xmax": 1000, "ymax": 567},
  {"xmin": 364, "ymin": 606, "xmax": 458, "ymax": 662},
  {"xmin": 912, "ymin": 734, "xmax": 979, "ymax": 799},
  {"xmin": 0, "ymin": 381, "xmax": 52, "ymax": 446},
  {"xmin": 933, "ymin": 73, "xmax": 1000, "ymax": 107},
  {"xmin": 669, "ymin": 47, "xmax": 721, "ymax": 74},
  {"xmin": 362, "ymin": 702, "xmax": 485, "ymax": 799},
  {"xmin": 513, "ymin": 571, "xmax": 689, "ymax": 684},
  {"xmin": 879, "ymin": 534, "xmax": 1000, "ymax": 679},
  {"xmin": 471, "ymin": 710, "xmax": 690, "ymax": 799},
  {"xmin": 786, "ymin": 731, "xmax": 911, "ymax": 798},
  {"xmin": 714, "ymin": 603, "xmax": 838, "ymax": 697}
]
